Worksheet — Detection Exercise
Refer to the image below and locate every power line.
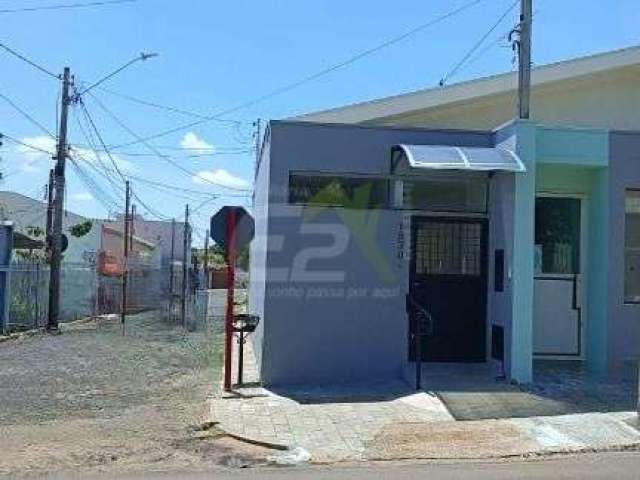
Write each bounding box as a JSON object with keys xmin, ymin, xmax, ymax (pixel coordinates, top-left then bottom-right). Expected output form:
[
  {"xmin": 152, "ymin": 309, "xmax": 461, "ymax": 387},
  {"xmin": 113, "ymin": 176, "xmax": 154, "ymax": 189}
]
[
  {"xmin": 86, "ymin": 91, "xmax": 252, "ymax": 192},
  {"xmin": 71, "ymin": 152, "xmax": 249, "ymax": 200},
  {"xmin": 77, "ymin": 98, "xmax": 127, "ymax": 181},
  {"xmin": 0, "ymin": 91, "xmax": 56, "ymax": 138},
  {"xmin": 0, "ymin": 0, "xmax": 138, "ymax": 14},
  {"xmin": 0, "ymin": 132, "xmax": 55, "ymax": 155},
  {"xmin": 439, "ymin": 0, "xmax": 519, "ymax": 86},
  {"xmin": 68, "ymin": 156, "xmax": 120, "ymax": 212},
  {"xmin": 72, "ymin": 107, "xmax": 126, "ymax": 197},
  {"xmin": 108, "ymin": 0, "xmax": 489, "ymax": 149},
  {"xmin": 75, "ymin": 97, "xmax": 168, "ymax": 220},
  {"xmin": 96, "ymin": 86, "xmax": 246, "ymax": 126},
  {"xmin": 0, "ymin": 41, "xmax": 60, "ymax": 79}
]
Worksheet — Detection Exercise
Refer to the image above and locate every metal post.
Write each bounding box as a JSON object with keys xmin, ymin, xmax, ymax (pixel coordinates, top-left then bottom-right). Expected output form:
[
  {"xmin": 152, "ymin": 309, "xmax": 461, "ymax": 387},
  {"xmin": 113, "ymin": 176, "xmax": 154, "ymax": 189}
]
[
  {"xmin": 415, "ymin": 312, "xmax": 422, "ymax": 391},
  {"xmin": 224, "ymin": 208, "xmax": 237, "ymax": 391},
  {"xmin": 129, "ymin": 204, "xmax": 135, "ymax": 252},
  {"xmin": 46, "ymin": 169, "xmax": 54, "ymax": 246},
  {"xmin": 238, "ymin": 330, "xmax": 244, "ymax": 386},
  {"xmin": 203, "ymin": 229, "xmax": 209, "ymax": 290},
  {"xmin": 121, "ymin": 181, "xmax": 131, "ymax": 334},
  {"xmin": 517, "ymin": 0, "xmax": 532, "ymax": 119},
  {"xmin": 181, "ymin": 205, "xmax": 189, "ymax": 328},
  {"xmin": 47, "ymin": 67, "xmax": 72, "ymax": 332},
  {"xmin": 168, "ymin": 218, "xmax": 176, "ymax": 320}
]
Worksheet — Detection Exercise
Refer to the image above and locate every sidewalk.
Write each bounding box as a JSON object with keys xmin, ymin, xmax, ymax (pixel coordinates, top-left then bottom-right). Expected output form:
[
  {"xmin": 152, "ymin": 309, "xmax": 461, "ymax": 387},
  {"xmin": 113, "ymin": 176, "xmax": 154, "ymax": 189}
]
[{"xmin": 208, "ymin": 340, "xmax": 640, "ymax": 463}]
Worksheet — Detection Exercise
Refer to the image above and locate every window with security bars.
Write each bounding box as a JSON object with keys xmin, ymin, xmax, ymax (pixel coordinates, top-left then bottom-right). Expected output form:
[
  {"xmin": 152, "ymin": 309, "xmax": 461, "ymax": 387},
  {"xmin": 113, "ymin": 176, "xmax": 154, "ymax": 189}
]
[{"xmin": 414, "ymin": 222, "xmax": 482, "ymax": 276}]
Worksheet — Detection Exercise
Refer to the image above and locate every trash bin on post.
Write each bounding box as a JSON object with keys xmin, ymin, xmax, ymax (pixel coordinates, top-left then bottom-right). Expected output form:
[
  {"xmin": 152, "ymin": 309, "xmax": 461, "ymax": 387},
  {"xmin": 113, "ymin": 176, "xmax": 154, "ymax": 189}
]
[{"xmin": 232, "ymin": 314, "xmax": 260, "ymax": 386}]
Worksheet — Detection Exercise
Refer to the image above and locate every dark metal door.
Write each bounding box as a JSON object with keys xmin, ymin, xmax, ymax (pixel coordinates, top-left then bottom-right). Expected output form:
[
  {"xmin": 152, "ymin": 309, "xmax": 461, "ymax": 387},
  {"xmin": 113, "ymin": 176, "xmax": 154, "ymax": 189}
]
[{"xmin": 409, "ymin": 217, "xmax": 488, "ymax": 362}]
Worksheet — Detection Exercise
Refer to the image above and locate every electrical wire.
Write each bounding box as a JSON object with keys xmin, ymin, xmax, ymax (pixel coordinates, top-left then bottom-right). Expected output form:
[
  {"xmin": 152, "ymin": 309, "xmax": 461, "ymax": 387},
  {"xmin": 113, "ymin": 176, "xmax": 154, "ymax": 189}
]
[
  {"xmin": 107, "ymin": 0, "xmax": 489, "ymax": 149},
  {"xmin": 75, "ymin": 98, "xmax": 168, "ymax": 220},
  {"xmin": 0, "ymin": 91, "xmax": 56, "ymax": 138},
  {"xmin": 96, "ymin": 86, "xmax": 245, "ymax": 126},
  {"xmin": 439, "ymin": 0, "xmax": 519, "ymax": 86},
  {"xmin": 85, "ymin": 91, "xmax": 252, "ymax": 192},
  {"xmin": 68, "ymin": 156, "xmax": 120, "ymax": 212},
  {"xmin": 0, "ymin": 41, "xmax": 60, "ymax": 79},
  {"xmin": 0, "ymin": 0, "xmax": 138, "ymax": 14},
  {"xmin": 72, "ymin": 107, "xmax": 126, "ymax": 198},
  {"xmin": 71, "ymin": 153, "xmax": 249, "ymax": 201},
  {"xmin": 0, "ymin": 132, "xmax": 55, "ymax": 155}
]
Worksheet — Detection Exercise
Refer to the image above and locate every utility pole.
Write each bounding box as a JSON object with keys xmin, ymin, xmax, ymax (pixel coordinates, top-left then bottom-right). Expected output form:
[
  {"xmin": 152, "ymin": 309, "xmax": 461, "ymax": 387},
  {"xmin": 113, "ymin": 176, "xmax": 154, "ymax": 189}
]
[
  {"xmin": 168, "ymin": 218, "xmax": 176, "ymax": 320},
  {"xmin": 517, "ymin": 0, "xmax": 532, "ymax": 119},
  {"xmin": 129, "ymin": 204, "xmax": 136, "ymax": 252},
  {"xmin": 203, "ymin": 229, "xmax": 209, "ymax": 289},
  {"xmin": 47, "ymin": 67, "xmax": 72, "ymax": 332},
  {"xmin": 122, "ymin": 180, "xmax": 131, "ymax": 335},
  {"xmin": 252, "ymin": 118, "xmax": 261, "ymax": 181},
  {"xmin": 180, "ymin": 205, "xmax": 189, "ymax": 328},
  {"xmin": 45, "ymin": 169, "xmax": 54, "ymax": 246}
]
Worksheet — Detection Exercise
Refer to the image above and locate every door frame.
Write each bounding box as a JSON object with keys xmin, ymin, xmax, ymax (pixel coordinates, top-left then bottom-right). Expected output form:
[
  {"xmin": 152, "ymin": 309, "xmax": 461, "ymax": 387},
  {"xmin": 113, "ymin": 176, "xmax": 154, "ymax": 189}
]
[
  {"xmin": 534, "ymin": 192, "xmax": 589, "ymax": 360},
  {"xmin": 409, "ymin": 215, "xmax": 490, "ymax": 363}
]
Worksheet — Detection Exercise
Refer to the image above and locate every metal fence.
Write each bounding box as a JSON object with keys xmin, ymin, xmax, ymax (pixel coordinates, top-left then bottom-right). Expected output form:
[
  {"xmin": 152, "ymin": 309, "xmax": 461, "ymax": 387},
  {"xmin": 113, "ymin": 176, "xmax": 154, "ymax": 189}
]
[
  {"xmin": 6, "ymin": 260, "xmax": 200, "ymax": 333},
  {"xmin": 8, "ymin": 261, "xmax": 48, "ymax": 331}
]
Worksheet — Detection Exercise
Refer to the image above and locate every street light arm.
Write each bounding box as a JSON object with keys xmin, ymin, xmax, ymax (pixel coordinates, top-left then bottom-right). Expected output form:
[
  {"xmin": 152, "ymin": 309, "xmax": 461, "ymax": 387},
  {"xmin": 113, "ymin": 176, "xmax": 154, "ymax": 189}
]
[{"xmin": 76, "ymin": 52, "xmax": 158, "ymax": 97}]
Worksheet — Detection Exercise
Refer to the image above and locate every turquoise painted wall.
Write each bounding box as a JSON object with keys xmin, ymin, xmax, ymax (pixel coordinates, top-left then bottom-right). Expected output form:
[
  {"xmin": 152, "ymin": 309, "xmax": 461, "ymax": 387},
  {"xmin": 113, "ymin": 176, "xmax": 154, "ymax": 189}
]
[
  {"xmin": 533, "ymin": 126, "xmax": 610, "ymax": 375},
  {"xmin": 536, "ymin": 127, "xmax": 608, "ymax": 167},
  {"xmin": 508, "ymin": 122, "xmax": 610, "ymax": 383},
  {"xmin": 535, "ymin": 164, "xmax": 610, "ymax": 373},
  {"xmin": 511, "ymin": 122, "xmax": 537, "ymax": 383}
]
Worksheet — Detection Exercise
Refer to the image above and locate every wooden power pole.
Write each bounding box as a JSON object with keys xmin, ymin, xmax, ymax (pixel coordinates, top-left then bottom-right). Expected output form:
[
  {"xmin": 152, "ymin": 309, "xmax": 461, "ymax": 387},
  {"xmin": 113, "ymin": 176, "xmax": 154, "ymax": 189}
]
[
  {"xmin": 122, "ymin": 180, "xmax": 131, "ymax": 334},
  {"xmin": 203, "ymin": 229, "xmax": 209, "ymax": 289},
  {"xmin": 168, "ymin": 218, "xmax": 176, "ymax": 319},
  {"xmin": 45, "ymin": 169, "xmax": 54, "ymax": 243},
  {"xmin": 517, "ymin": 0, "xmax": 532, "ymax": 119},
  {"xmin": 180, "ymin": 205, "xmax": 189, "ymax": 328},
  {"xmin": 47, "ymin": 67, "xmax": 72, "ymax": 332}
]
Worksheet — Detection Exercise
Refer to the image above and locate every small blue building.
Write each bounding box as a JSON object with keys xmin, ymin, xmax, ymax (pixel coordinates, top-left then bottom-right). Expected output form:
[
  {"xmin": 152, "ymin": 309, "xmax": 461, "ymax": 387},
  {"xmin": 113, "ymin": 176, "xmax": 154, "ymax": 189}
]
[{"xmin": 249, "ymin": 47, "xmax": 640, "ymax": 386}]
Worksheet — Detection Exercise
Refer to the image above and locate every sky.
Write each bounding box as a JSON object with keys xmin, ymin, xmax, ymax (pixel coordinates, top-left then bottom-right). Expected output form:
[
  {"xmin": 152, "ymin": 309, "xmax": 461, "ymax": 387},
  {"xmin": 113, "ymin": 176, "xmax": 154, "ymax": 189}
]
[{"xmin": 0, "ymin": 0, "xmax": 638, "ymax": 245}]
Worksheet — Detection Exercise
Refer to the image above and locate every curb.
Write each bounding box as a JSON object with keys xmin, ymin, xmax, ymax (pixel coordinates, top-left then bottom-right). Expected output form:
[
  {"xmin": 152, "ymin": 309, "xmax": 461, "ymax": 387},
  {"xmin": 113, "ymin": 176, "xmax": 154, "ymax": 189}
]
[{"xmin": 362, "ymin": 441, "xmax": 640, "ymax": 464}]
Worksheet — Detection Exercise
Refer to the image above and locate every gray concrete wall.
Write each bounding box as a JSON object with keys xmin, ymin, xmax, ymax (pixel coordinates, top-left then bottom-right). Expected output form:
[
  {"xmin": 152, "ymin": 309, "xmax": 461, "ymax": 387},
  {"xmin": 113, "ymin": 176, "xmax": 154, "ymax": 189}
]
[
  {"xmin": 255, "ymin": 121, "xmax": 499, "ymax": 386},
  {"xmin": 488, "ymin": 125, "xmax": 517, "ymax": 378},
  {"xmin": 249, "ymin": 129, "xmax": 272, "ymax": 375},
  {"xmin": 608, "ymin": 131, "xmax": 640, "ymax": 367}
]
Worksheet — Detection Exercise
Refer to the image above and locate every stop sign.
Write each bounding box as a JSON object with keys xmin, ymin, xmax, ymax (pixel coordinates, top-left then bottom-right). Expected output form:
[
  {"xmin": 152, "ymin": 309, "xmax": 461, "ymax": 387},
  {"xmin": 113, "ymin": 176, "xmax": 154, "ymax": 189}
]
[{"xmin": 210, "ymin": 206, "xmax": 254, "ymax": 252}]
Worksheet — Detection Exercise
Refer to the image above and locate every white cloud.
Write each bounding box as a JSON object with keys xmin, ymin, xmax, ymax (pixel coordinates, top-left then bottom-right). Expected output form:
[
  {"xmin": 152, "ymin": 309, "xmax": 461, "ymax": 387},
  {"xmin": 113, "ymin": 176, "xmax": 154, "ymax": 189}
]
[
  {"xmin": 192, "ymin": 168, "xmax": 249, "ymax": 190},
  {"xmin": 72, "ymin": 192, "xmax": 94, "ymax": 202},
  {"xmin": 70, "ymin": 146, "xmax": 136, "ymax": 174},
  {"xmin": 180, "ymin": 132, "xmax": 215, "ymax": 155},
  {"xmin": 14, "ymin": 135, "xmax": 135, "ymax": 175},
  {"xmin": 16, "ymin": 136, "xmax": 56, "ymax": 173}
]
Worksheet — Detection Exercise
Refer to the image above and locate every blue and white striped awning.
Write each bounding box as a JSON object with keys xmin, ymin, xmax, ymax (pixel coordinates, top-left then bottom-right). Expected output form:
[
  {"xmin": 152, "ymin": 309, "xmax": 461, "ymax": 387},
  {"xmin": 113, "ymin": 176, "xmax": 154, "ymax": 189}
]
[{"xmin": 392, "ymin": 144, "xmax": 526, "ymax": 173}]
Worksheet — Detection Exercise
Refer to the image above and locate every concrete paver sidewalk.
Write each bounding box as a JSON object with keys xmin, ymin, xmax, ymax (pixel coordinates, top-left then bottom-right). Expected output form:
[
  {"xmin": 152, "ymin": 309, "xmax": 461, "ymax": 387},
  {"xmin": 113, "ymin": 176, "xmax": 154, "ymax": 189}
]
[{"xmin": 208, "ymin": 339, "xmax": 640, "ymax": 463}]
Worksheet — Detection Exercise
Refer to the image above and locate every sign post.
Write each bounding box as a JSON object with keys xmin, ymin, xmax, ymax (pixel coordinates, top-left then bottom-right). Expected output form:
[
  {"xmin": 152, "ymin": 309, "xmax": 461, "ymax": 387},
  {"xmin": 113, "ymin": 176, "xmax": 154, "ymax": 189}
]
[
  {"xmin": 211, "ymin": 206, "xmax": 255, "ymax": 392},
  {"xmin": 224, "ymin": 208, "xmax": 236, "ymax": 391}
]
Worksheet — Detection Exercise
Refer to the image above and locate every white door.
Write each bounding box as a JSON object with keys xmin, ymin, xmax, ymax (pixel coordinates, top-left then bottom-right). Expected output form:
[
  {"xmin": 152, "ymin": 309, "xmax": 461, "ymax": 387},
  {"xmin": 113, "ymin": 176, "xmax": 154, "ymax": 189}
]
[{"xmin": 533, "ymin": 196, "xmax": 584, "ymax": 357}]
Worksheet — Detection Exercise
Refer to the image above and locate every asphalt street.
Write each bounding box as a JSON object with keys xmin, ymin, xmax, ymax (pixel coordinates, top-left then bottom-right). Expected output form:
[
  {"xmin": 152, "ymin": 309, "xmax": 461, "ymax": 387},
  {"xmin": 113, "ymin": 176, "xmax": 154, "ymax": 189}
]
[{"xmin": 37, "ymin": 451, "xmax": 640, "ymax": 480}]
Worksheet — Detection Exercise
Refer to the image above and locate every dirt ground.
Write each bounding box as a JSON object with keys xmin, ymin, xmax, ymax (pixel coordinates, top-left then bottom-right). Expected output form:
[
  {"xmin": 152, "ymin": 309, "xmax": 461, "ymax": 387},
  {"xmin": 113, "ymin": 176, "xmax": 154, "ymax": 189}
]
[{"xmin": 0, "ymin": 312, "xmax": 270, "ymax": 477}]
